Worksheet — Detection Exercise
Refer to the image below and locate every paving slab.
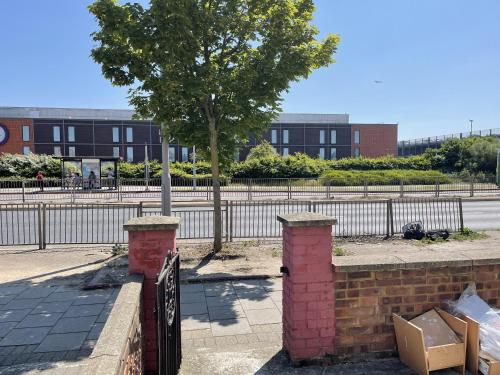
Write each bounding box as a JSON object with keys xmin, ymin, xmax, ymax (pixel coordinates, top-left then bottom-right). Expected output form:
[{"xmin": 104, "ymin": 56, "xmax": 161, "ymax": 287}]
[
  {"xmin": 50, "ymin": 316, "xmax": 97, "ymax": 334},
  {"xmin": 206, "ymin": 295, "xmax": 240, "ymax": 308},
  {"xmin": 31, "ymin": 301, "xmax": 73, "ymax": 314},
  {"xmin": 181, "ymin": 284, "xmax": 204, "ymax": 294},
  {"xmin": 44, "ymin": 291, "xmax": 81, "ymax": 303},
  {"xmin": 0, "ymin": 296, "xmax": 15, "ymax": 305},
  {"xmin": 16, "ymin": 313, "xmax": 63, "ymax": 329},
  {"xmin": 0, "ymin": 327, "xmax": 51, "ymax": 346},
  {"xmin": 207, "ymin": 305, "xmax": 246, "ymax": 321},
  {"xmin": 181, "ymin": 303, "xmax": 208, "ymax": 316},
  {"xmin": 232, "ymin": 280, "xmax": 264, "ymax": 290},
  {"xmin": 18, "ymin": 287, "xmax": 55, "ymax": 299},
  {"xmin": 0, "ymin": 285, "xmax": 28, "ymax": 297},
  {"xmin": 86, "ymin": 323, "xmax": 104, "ymax": 341},
  {"xmin": 182, "ymin": 315, "xmax": 211, "ymax": 331},
  {"xmin": 72, "ymin": 293, "xmax": 112, "ymax": 306},
  {"xmin": 245, "ymin": 308, "xmax": 281, "ymax": 325},
  {"xmin": 0, "ymin": 309, "xmax": 31, "ymax": 323},
  {"xmin": 203, "ymin": 282, "xmax": 235, "ymax": 297},
  {"xmin": 63, "ymin": 304, "xmax": 104, "ymax": 318},
  {"xmin": 35, "ymin": 332, "xmax": 88, "ymax": 352},
  {"xmin": 181, "ymin": 292, "xmax": 206, "ymax": 304},
  {"xmin": 1, "ymin": 298, "xmax": 43, "ymax": 310},
  {"xmin": 239, "ymin": 297, "xmax": 277, "ymax": 311},
  {"xmin": 0, "ymin": 322, "xmax": 18, "ymax": 338},
  {"xmin": 210, "ymin": 319, "xmax": 252, "ymax": 337}
]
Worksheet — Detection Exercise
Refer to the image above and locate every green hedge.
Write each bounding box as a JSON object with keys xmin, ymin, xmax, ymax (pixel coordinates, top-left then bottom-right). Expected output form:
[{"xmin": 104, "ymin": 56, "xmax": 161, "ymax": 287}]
[
  {"xmin": 319, "ymin": 170, "xmax": 452, "ymax": 186},
  {"xmin": 328, "ymin": 155, "xmax": 431, "ymax": 171}
]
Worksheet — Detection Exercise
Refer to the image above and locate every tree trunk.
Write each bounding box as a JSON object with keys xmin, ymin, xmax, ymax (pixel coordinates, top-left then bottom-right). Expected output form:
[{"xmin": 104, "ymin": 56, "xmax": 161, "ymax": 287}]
[{"xmin": 208, "ymin": 118, "xmax": 223, "ymax": 253}]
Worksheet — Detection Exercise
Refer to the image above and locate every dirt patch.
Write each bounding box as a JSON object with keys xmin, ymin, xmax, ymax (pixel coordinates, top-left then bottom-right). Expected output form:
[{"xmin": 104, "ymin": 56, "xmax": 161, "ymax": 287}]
[{"xmin": 179, "ymin": 231, "xmax": 500, "ymax": 280}]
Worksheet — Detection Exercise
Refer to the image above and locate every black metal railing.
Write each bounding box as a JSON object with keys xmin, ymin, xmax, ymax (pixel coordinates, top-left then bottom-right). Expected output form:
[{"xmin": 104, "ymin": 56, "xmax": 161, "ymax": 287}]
[{"xmin": 156, "ymin": 252, "xmax": 181, "ymax": 375}]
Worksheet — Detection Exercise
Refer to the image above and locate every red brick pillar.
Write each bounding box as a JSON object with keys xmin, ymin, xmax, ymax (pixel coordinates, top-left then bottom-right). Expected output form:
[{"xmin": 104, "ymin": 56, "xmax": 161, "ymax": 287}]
[
  {"xmin": 277, "ymin": 212, "xmax": 337, "ymax": 364},
  {"xmin": 124, "ymin": 216, "xmax": 180, "ymax": 374}
]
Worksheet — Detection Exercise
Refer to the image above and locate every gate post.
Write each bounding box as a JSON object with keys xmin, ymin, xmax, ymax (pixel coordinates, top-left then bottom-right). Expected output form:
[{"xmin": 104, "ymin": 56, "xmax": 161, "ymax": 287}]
[
  {"xmin": 124, "ymin": 216, "xmax": 180, "ymax": 374},
  {"xmin": 277, "ymin": 213, "xmax": 337, "ymax": 364}
]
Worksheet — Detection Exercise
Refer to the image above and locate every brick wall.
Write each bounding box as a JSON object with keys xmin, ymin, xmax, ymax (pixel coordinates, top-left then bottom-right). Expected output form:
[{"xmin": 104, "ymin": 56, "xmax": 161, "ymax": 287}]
[
  {"xmin": 334, "ymin": 265, "xmax": 500, "ymax": 357},
  {"xmin": 0, "ymin": 118, "xmax": 33, "ymax": 154},
  {"xmin": 351, "ymin": 124, "xmax": 398, "ymax": 157}
]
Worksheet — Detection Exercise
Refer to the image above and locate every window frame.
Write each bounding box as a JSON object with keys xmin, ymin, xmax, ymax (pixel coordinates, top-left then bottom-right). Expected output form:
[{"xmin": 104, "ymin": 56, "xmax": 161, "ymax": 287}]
[
  {"xmin": 22, "ymin": 125, "xmax": 30, "ymax": 142},
  {"xmin": 126, "ymin": 146, "xmax": 134, "ymax": 162},
  {"xmin": 53, "ymin": 126, "xmax": 61, "ymax": 142},
  {"xmin": 112, "ymin": 127, "xmax": 120, "ymax": 143},
  {"xmin": 354, "ymin": 130, "xmax": 360, "ymax": 144},
  {"xmin": 23, "ymin": 146, "xmax": 30, "ymax": 155},
  {"xmin": 68, "ymin": 146, "xmax": 76, "ymax": 157},
  {"xmin": 181, "ymin": 147, "xmax": 189, "ymax": 162},
  {"xmin": 319, "ymin": 130, "xmax": 325, "ymax": 144},
  {"xmin": 283, "ymin": 147, "xmax": 289, "ymax": 156},
  {"xmin": 319, "ymin": 147, "xmax": 325, "ymax": 160},
  {"xmin": 330, "ymin": 130, "xmax": 337, "ymax": 145},
  {"xmin": 126, "ymin": 127, "xmax": 133, "ymax": 143},
  {"xmin": 283, "ymin": 129, "xmax": 289, "ymax": 144},
  {"xmin": 67, "ymin": 126, "xmax": 75, "ymax": 142},
  {"xmin": 330, "ymin": 147, "xmax": 337, "ymax": 160},
  {"xmin": 113, "ymin": 146, "xmax": 120, "ymax": 157},
  {"xmin": 271, "ymin": 129, "xmax": 278, "ymax": 144},
  {"xmin": 53, "ymin": 146, "xmax": 61, "ymax": 156}
]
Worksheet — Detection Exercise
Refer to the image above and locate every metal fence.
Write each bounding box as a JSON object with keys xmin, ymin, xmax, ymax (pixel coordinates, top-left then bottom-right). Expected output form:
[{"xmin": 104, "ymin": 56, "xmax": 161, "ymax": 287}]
[
  {"xmin": 0, "ymin": 198, "xmax": 463, "ymax": 248},
  {"xmin": 0, "ymin": 177, "xmax": 497, "ymax": 203}
]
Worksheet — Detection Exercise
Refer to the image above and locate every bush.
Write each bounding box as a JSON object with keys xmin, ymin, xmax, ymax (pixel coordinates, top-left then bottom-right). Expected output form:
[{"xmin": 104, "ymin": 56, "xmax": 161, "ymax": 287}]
[
  {"xmin": 319, "ymin": 170, "xmax": 452, "ymax": 186},
  {"xmin": 0, "ymin": 153, "xmax": 61, "ymax": 178},
  {"xmin": 329, "ymin": 155, "xmax": 431, "ymax": 171}
]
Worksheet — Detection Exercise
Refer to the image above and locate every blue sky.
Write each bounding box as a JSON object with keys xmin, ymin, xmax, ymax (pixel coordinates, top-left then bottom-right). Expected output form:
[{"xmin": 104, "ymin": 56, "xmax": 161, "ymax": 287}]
[{"xmin": 0, "ymin": 0, "xmax": 499, "ymax": 140}]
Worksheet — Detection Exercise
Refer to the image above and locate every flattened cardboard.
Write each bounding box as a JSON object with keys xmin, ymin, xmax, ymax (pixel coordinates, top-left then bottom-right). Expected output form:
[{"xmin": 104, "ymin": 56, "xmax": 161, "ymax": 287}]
[
  {"xmin": 410, "ymin": 309, "xmax": 461, "ymax": 347},
  {"xmin": 393, "ymin": 308, "xmax": 467, "ymax": 375}
]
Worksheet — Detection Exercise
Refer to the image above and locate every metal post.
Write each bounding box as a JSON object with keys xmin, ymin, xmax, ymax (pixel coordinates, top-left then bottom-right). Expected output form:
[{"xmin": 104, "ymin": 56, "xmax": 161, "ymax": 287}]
[
  {"xmin": 435, "ymin": 180, "xmax": 440, "ymax": 197},
  {"xmin": 161, "ymin": 134, "xmax": 172, "ymax": 216},
  {"xmin": 137, "ymin": 201, "xmax": 143, "ymax": 217},
  {"xmin": 229, "ymin": 200, "xmax": 233, "ymax": 242},
  {"xmin": 225, "ymin": 200, "xmax": 229, "ymax": 242},
  {"xmin": 42, "ymin": 203, "xmax": 47, "ymax": 249},
  {"xmin": 118, "ymin": 178, "xmax": 123, "ymax": 202},
  {"xmin": 470, "ymin": 177, "xmax": 474, "ymax": 197},
  {"xmin": 248, "ymin": 179, "xmax": 253, "ymax": 201},
  {"xmin": 37, "ymin": 203, "xmax": 43, "ymax": 250},
  {"xmin": 399, "ymin": 180, "xmax": 404, "ymax": 198},
  {"xmin": 287, "ymin": 179, "xmax": 292, "ymax": 200},
  {"xmin": 363, "ymin": 178, "xmax": 368, "ymax": 198},
  {"xmin": 71, "ymin": 182, "xmax": 76, "ymax": 204},
  {"xmin": 388, "ymin": 199, "xmax": 394, "ymax": 236},
  {"xmin": 496, "ymin": 149, "xmax": 500, "ymax": 186},
  {"xmin": 458, "ymin": 198, "xmax": 464, "ymax": 232},
  {"xmin": 192, "ymin": 145, "xmax": 197, "ymax": 191},
  {"xmin": 22, "ymin": 180, "xmax": 25, "ymax": 203},
  {"xmin": 206, "ymin": 181, "xmax": 210, "ymax": 200},
  {"xmin": 326, "ymin": 182, "xmax": 331, "ymax": 199}
]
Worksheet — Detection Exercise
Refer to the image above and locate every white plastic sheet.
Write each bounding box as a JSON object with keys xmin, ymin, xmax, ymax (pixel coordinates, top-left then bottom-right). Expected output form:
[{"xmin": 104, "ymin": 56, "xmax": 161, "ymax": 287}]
[{"xmin": 449, "ymin": 283, "xmax": 500, "ymax": 360}]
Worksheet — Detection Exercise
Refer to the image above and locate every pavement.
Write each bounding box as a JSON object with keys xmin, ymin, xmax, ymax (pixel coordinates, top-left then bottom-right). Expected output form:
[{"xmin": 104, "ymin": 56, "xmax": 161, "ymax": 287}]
[{"xmin": 179, "ymin": 278, "xmax": 469, "ymax": 375}]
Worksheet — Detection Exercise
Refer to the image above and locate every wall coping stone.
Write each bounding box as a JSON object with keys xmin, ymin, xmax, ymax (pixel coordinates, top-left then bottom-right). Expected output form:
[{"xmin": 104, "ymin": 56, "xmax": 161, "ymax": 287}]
[
  {"xmin": 81, "ymin": 274, "xmax": 144, "ymax": 375},
  {"xmin": 333, "ymin": 250, "xmax": 500, "ymax": 272},
  {"xmin": 277, "ymin": 212, "xmax": 337, "ymax": 227},
  {"xmin": 124, "ymin": 216, "xmax": 180, "ymax": 231}
]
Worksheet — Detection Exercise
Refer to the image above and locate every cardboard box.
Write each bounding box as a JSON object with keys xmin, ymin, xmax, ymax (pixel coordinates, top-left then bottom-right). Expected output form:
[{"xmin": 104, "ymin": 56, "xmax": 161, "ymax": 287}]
[
  {"xmin": 463, "ymin": 315, "xmax": 500, "ymax": 375},
  {"xmin": 393, "ymin": 308, "xmax": 467, "ymax": 375}
]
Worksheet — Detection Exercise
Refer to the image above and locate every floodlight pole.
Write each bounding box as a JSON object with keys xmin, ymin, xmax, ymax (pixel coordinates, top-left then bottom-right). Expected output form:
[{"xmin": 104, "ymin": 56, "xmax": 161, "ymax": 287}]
[
  {"xmin": 160, "ymin": 130, "xmax": 172, "ymax": 216},
  {"xmin": 192, "ymin": 145, "xmax": 197, "ymax": 190},
  {"xmin": 496, "ymin": 149, "xmax": 500, "ymax": 187}
]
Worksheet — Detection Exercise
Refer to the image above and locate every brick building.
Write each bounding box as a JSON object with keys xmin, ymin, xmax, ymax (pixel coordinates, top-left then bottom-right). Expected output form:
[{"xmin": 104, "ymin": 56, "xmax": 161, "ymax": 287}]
[{"xmin": 0, "ymin": 107, "xmax": 398, "ymax": 163}]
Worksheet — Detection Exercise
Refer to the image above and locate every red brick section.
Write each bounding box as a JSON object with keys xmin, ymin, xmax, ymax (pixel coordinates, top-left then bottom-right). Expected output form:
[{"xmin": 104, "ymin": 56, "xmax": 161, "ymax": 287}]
[
  {"xmin": 333, "ymin": 265, "xmax": 500, "ymax": 358},
  {"xmin": 351, "ymin": 124, "xmax": 398, "ymax": 157},
  {"xmin": 124, "ymin": 217, "xmax": 179, "ymax": 374},
  {"xmin": 279, "ymin": 213, "xmax": 337, "ymax": 364},
  {"xmin": 0, "ymin": 118, "xmax": 33, "ymax": 154}
]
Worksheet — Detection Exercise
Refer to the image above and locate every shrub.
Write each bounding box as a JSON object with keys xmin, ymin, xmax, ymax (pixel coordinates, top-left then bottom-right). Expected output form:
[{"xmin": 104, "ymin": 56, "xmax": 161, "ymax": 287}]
[
  {"xmin": 319, "ymin": 170, "xmax": 452, "ymax": 186},
  {"xmin": 329, "ymin": 155, "xmax": 431, "ymax": 171},
  {"xmin": 0, "ymin": 153, "xmax": 61, "ymax": 178}
]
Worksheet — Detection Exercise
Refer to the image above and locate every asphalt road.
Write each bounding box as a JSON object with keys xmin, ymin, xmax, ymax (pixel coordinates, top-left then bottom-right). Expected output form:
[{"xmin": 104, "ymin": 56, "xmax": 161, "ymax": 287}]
[{"xmin": 1, "ymin": 199, "xmax": 498, "ymax": 246}]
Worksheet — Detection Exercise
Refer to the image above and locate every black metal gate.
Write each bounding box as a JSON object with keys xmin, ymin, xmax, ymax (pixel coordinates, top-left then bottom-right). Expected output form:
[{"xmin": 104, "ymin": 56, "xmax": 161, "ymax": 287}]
[{"xmin": 156, "ymin": 252, "xmax": 182, "ymax": 375}]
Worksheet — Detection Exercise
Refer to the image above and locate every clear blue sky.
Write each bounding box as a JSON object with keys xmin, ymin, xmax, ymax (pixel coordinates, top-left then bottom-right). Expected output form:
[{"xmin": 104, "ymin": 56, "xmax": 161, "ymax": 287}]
[{"xmin": 1, "ymin": 0, "xmax": 499, "ymax": 140}]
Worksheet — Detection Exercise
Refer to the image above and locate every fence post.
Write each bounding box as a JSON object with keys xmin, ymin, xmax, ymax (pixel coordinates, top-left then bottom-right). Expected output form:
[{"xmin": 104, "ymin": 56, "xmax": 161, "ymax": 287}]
[
  {"xmin": 225, "ymin": 200, "xmax": 229, "ymax": 242},
  {"xmin": 42, "ymin": 203, "xmax": 47, "ymax": 249},
  {"xmin": 37, "ymin": 203, "xmax": 43, "ymax": 250},
  {"xmin": 118, "ymin": 179, "xmax": 123, "ymax": 202},
  {"xmin": 22, "ymin": 180, "xmax": 26, "ymax": 203},
  {"xmin": 71, "ymin": 182, "xmax": 76, "ymax": 204},
  {"xmin": 470, "ymin": 177, "xmax": 474, "ymax": 197},
  {"xmin": 363, "ymin": 178, "xmax": 368, "ymax": 198},
  {"xmin": 399, "ymin": 180, "xmax": 404, "ymax": 198},
  {"xmin": 229, "ymin": 200, "xmax": 233, "ymax": 242},
  {"xmin": 206, "ymin": 180, "xmax": 210, "ymax": 200},
  {"xmin": 137, "ymin": 202, "xmax": 143, "ymax": 217},
  {"xmin": 435, "ymin": 180, "xmax": 440, "ymax": 197},
  {"xmin": 388, "ymin": 199, "xmax": 394, "ymax": 236},
  {"xmin": 287, "ymin": 179, "xmax": 292, "ymax": 200},
  {"xmin": 326, "ymin": 182, "xmax": 331, "ymax": 199},
  {"xmin": 248, "ymin": 178, "xmax": 253, "ymax": 201},
  {"xmin": 458, "ymin": 198, "xmax": 464, "ymax": 232}
]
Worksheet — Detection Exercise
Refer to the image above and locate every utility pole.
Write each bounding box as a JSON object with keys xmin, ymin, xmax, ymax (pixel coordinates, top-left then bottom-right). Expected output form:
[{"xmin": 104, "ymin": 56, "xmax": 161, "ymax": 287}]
[
  {"xmin": 469, "ymin": 119, "xmax": 474, "ymax": 135},
  {"xmin": 160, "ymin": 130, "xmax": 172, "ymax": 216},
  {"xmin": 144, "ymin": 142, "xmax": 149, "ymax": 191}
]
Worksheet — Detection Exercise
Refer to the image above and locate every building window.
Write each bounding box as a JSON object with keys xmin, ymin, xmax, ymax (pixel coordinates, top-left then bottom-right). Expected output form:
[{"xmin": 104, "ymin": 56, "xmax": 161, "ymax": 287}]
[
  {"xmin": 68, "ymin": 126, "xmax": 75, "ymax": 142},
  {"xmin": 331, "ymin": 130, "xmax": 337, "ymax": 144},
  {"xmin": 113, "ymin": 147, "xmax": 120, "ymax": 157},
  {"xmin": 126, "ymin": 127, "xmax": 133, "ymax": 143},
  {"xmin": 126, "ymin": 147, "xmax": 134, "ymax": 162},
  {"xmin": 22, "ymin": 125, "xmax": 30, "ymax": 142},
  {"xmin": 283, "ymin": 148, "xmax": 289, "ymax": 156},
  {"xmin": 234, "ymin": 150, "xmax": 240, "ymax": 162},
  {"xmin": 319, "ymin": 130, "xmax": 325, "ymax": 144},
  {"xmin": 330, "ymin": 148, "xmax": 337, "ymax": 160},
  {"xmin": 354, "ymin": 130, "xmax": 360, "ymax": 144},
  {"xmin": 53, "ymin": 126, "xmax": 61, "ymax": 142},
  {"xmin": 181, "ymin": 147, "xmax": 189, "ymax": 162},
  {"xmin": 68, "ymin": 146, "xmax": 76, "ymax": 157},
  {"xmin": 112, "ymin": 127, "xmax": 120, "ymax": 143},
  {"xmin": 319, "ymin": 148, "xmax": 325, "ymax": 160},
  {"xmin": 169, "ymin": 147, "xmax": 175, "ymax": 162},
  {"xmin": 23, "ymin": 146, "xmax": 30, "ymax": 155},
  {"xmin": 354, "ymin": 148, "xmax": 360, "ymax": 157},
  {"xmin": 283, "ymin": 130, "xmax": 289, "ymax": 144},
  {"xmin": 53, "ymin": 146, "xmax": 61, "ymax": 156},
  {"xmin": 271, "ymin": 129, "xmax": 277, "ymax": 144}
]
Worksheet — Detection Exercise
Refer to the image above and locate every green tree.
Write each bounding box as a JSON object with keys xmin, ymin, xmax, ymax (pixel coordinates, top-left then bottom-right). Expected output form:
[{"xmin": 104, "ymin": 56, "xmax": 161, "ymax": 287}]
[
  {"xmin": 245, "ymin": 141, "xmax": 278, "ymax": 160},
  {"xmin": 89, "ymin": 0, "xmax": 339, "ymax": 251}
]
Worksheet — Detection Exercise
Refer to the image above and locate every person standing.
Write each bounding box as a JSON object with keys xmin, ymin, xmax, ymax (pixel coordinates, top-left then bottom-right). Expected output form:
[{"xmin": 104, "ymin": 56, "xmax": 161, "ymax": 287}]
[
  {"xmin": 36, "ymin": 171, "xmax": 44, "ymax": 192},
  {"xmin": 89, "ymin": 171, "xmax": 97, "ymax": 190},
  {"xmin": 106, "ymin": 167, "xmax": 114, "ymax": 189}
]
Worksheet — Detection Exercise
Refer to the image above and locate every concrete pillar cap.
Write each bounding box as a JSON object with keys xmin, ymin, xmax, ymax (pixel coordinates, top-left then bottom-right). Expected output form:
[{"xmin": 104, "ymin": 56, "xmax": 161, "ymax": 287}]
[
  {"xmin": 277, "ymin": 212, "xmax": 337, "ymax": 227},
  {"xmin": 124, "ymin": 216, "xmax": 180, "ymax": 231}
]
